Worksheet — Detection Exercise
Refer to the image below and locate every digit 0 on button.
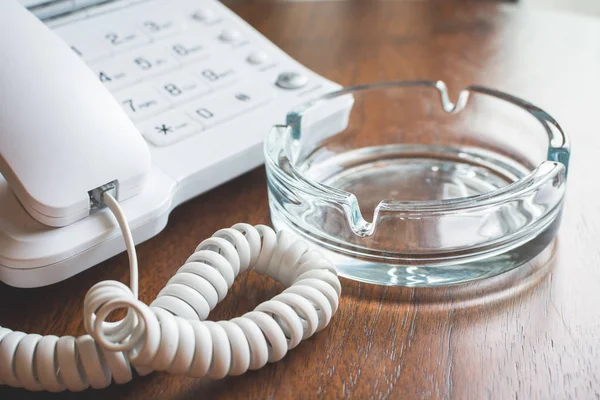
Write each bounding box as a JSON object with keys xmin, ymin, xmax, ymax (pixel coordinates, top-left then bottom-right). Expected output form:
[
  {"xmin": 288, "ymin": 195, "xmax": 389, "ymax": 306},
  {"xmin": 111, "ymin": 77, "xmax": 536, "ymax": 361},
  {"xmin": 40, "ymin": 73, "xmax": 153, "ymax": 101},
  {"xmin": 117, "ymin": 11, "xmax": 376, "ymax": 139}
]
[
  {"xmin": 184, "ymin": 96, "xmax": 227, "ymax": 128},
  {"xmin": 195, "ymin": 108, "xmax": 214, "ymax": 119}
]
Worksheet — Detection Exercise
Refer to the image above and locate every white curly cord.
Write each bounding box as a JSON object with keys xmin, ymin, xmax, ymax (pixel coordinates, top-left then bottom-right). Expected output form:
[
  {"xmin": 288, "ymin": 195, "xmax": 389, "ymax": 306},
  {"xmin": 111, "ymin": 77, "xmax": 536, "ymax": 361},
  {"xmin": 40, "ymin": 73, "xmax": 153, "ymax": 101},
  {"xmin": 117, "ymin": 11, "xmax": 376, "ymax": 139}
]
[{"xmin": 0, "ymin": 192, "xmax": 341, "ymax": 392}]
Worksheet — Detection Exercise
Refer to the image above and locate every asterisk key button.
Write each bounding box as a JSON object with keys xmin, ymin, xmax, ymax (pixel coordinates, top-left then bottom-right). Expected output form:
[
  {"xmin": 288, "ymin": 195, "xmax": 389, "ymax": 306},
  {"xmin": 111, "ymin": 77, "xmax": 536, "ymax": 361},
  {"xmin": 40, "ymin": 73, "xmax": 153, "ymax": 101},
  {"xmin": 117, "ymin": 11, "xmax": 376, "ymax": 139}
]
[{"xmin": 137, "ymin": 110, "xmax": 202, "ymax": 146}]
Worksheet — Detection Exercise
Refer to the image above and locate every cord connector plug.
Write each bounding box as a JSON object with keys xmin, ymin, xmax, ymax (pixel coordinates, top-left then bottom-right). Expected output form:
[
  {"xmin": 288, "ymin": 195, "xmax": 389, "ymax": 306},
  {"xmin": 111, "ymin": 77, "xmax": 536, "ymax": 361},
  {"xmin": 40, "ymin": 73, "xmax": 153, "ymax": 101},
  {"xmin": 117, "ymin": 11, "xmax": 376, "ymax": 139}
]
[{"xmin": 88, "ymin": 181, "xmax": 118, "ymax": 211}]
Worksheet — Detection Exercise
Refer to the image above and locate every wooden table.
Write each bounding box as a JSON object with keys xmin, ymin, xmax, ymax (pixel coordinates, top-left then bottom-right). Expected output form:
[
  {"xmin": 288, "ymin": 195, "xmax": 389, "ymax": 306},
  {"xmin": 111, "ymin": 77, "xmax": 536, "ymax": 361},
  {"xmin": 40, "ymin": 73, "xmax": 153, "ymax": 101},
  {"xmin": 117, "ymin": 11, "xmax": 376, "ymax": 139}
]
[{"xmin": 2, "ymin": 1, "xmax": 599, "ymax": 398}]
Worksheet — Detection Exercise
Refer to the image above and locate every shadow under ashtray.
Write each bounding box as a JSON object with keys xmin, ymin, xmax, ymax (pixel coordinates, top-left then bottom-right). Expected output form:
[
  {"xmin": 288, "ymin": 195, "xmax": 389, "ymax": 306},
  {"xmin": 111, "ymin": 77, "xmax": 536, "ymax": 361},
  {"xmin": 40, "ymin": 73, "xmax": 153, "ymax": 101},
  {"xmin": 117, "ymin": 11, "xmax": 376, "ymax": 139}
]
[{"xmin": 341, "ymin": 238, "xmax": 557, "ymax": 310}]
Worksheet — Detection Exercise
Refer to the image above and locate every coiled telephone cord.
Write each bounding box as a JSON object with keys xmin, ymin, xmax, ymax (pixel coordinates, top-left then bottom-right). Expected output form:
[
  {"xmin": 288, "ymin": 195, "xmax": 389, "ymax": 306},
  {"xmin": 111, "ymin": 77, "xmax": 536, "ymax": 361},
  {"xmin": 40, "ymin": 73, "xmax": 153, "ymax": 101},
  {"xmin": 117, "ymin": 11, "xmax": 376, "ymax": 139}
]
[{"xmin": 0, "ymin": 192, "xmax": 341, "ymax": 392}]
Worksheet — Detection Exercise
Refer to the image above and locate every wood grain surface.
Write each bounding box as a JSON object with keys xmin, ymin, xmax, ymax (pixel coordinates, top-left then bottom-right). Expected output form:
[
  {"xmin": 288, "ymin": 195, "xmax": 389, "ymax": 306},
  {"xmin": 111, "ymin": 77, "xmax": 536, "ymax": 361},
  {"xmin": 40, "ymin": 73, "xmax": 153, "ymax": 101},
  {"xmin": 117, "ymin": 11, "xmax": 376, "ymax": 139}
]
[{"xmin": 1, "ymin": 1, "xmax": 599, "ymax": 399}]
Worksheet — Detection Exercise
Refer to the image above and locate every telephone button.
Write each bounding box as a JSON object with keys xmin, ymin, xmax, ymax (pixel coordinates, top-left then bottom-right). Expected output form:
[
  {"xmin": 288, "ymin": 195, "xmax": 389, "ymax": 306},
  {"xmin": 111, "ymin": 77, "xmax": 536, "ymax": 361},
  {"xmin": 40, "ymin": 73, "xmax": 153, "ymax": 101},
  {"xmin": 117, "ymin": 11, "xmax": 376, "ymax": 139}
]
[
  {"xmin": 164, "ymin": 34, "xmax": 212, "ymax": 64},
  {"xmin": 276, "ymin": 72, "xmax": 308, "ymax": 90},
  {"xmin": 153, "ymin": 71, "xmax": 211, "ymax": 105},
  {"xmin": 190, "ymin": 8, "xmax": 217, "ymax": 23},
  {"xmin": 186, "ymin": 55, "xmax": 246, "ymax": 88},
  {"xmin": 246, "ymin": 51, "xmax": 269, "ymax": 65},
  {"xmin": 114, "ymin": 84, "xmax": 170, "ymax": 121},
  {"xmin": 218, "ymin": 29, "xmax": 242, "ymax": 43},
  {"xmin": 137, "ymin": 110, "xmax": 201, "ymax": 146},
  {"xmin": 90, "ymin": 57, "xmax": 139, "ymax": 90},
  {"xmin": 124, "ymin": 46, "xmax": 180, "ymax": 81},
  {"xmin": 128, "ymin": 1, "xmax": 187, "ymax": 39}
]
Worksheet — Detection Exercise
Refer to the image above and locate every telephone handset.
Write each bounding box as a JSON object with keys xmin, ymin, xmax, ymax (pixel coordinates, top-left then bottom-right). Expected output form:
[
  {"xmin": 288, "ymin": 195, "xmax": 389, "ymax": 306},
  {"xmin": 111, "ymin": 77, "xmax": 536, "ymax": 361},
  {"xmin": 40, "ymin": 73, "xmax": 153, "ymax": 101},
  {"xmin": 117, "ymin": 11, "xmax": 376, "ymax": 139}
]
[
  {"xmin": 0, "ymin": 0, "xmax": 150, "ymax": 227},
  {"xmin": 0, "ymin": 0, "xmax": 340, "ymax": 392}
]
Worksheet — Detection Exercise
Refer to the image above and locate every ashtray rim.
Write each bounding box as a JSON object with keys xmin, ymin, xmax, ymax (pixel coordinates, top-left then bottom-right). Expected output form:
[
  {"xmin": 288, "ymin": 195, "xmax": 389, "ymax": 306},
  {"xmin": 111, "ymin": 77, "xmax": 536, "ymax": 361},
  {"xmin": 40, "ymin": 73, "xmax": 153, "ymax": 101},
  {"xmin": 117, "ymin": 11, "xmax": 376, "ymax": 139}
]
[{"xmin": 267, "ymin": 80, "xmax": 570, "ymax": 215}]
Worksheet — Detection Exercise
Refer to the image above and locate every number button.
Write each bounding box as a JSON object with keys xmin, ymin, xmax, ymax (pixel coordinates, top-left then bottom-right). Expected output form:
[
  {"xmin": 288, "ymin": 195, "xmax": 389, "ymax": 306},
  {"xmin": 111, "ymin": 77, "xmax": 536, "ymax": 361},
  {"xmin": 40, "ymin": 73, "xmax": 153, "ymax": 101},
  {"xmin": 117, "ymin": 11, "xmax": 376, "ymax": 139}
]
[
  {"xmin": 126, "ymin": 46, "xmax": 179, "ymax": 80},
  {"xmin": 93, "ymin": 13, "xmax": 150, "ymax": 52},
  {"xmin": 128, "ymin": 1, "xmax": 187, "ymax": 39},
  {"xmin": 137, "ymin": 110, "xmax": 201, "ymax": 146},
  {"xmin": 183, "ymin": 101, "xmax": 220, "ymax": 126},
  {"xmin": 153, "ymin": 72, "xmax": 211, "ymax": 104},
  {"xmin": 195, "ymin": 108, "xmax": 214, "ymax": 119},
  {"xmin": 90, "ymin": 57, "xmax": 139, "ymax": 90},
  {"xmin": 114, "ymin": 84, "xmax": 170, "ymax": 121},
  {"xmin": 104, "ymin": 32, "xmax": 138, "ymax": 49},
  {"xmin": 164, "ymin": 34, "xmax": 211, "ymax": 64},
  {"xmin": 186, "ymin": 55, "xmax": 246, "ymax": 88}
]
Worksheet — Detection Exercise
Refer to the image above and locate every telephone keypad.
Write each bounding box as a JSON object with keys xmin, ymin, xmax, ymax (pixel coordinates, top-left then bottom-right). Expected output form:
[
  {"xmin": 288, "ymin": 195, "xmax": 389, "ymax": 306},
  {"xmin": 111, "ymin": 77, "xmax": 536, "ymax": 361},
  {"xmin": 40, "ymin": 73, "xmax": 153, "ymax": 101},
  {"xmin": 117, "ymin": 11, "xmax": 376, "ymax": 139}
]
[{"xmin": 49, "ymin": 0, "xmax": 299, "ymax": 147}]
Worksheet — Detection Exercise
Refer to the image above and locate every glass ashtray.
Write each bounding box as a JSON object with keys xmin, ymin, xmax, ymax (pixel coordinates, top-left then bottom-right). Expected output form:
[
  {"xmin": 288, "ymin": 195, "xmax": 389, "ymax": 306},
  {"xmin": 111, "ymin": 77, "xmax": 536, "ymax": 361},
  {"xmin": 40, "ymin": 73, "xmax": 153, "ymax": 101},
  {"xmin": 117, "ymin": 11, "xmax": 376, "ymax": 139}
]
[{"xmin": 265, "ymin": 81, "xmax": 569, "ymax": 287}]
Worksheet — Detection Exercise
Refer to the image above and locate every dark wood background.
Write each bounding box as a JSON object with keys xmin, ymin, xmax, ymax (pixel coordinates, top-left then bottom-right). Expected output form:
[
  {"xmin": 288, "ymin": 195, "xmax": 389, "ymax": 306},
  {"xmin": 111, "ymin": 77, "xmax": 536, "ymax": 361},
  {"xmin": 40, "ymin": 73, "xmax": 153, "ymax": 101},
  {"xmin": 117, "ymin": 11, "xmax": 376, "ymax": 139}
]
[{"xmin": 1, "ymin": 0, "xmax": 599, "ymax": 399}]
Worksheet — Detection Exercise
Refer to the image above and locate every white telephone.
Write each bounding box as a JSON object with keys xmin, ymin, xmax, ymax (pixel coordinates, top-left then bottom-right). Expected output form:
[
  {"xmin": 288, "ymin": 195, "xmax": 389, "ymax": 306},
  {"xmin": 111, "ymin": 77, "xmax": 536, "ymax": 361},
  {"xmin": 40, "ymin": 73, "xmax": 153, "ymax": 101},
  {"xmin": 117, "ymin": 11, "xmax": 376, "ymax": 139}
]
[
  {"xmin": 0, "ymin": 0, "xmax": 341, "ymax": 392},
  {"xmin": 0, "ymin": 0, "xmax": 343, "ymax": 288}
]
